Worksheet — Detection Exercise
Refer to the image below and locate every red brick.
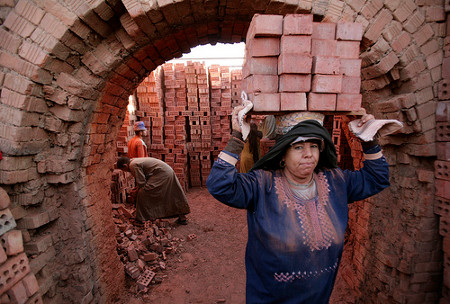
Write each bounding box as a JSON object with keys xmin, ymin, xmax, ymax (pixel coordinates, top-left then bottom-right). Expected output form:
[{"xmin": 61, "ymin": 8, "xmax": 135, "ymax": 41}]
[
  {"xmin": 248, "ymin": 37, "xmax": 280, "ymax": 57},
  {"xmin": 336, "ymin": 22, "xmax": 363, "ymax": 41},
  {"xmin": 426, "ymin": 6, "xmax": 445, "ymax": 22},
  {"xmin": 436, "ymin": 142, "xmax": 450, "ymax": 161},
  {"xmin": 442, "ymin": 57, "xmax": 450, "ymax": 79},
  {"xmin": 247, "ymin": 14, "xmax": 283, "ymax": 39},
  {"xmin": 361, "ymin": 0, "xmax": 384, "ymax": 19},
  {"xmin": 283, "ymin": 14, "xmax": 313, "ymax": 35},
  {"xmin": 308, "ymin": 93, "xmax": 336, "ymax": 111},
  {"xmin": 364, "ymin": 9, "xmax": 393, "ymax": 43},
  {"xmin": 391, "ymin": 31, "xmax": 411, "ymax": 53},
  {"xmin": 340, "ymin": 58, "xmax": 362, "ymax": 76},
  {"xmin": 279, "ymin": 74, "xmax": 311, "ymax": 92},
  {"xmin": 3, "ymin": 11, "xmax": 35, "ymax": 38},
  {"xmin": 18, "ymin": 40, "xmax": 49, "ymax": 66},
  {"xmin": 22, "ymin": 273, "xmax": 39, "ymax": 297},
  {"xmin": 437, "ymin": 122, "xmax": 450, "ymax": 142},
  {"xmin": 393, "ymin": 0, "xmax": 415, "ymax": 22},
  {"xmin": 362, "ymin": 52, "xmax": 399, "ymax": 79},
  {"xmin": 312, "ymin": 56, "xmax": 340, "ymax": 75},
  {"xmin": 280, "ymin": 92, "xmax": 307, "ymax": 111},
  {"xmin": 346, "ymin": 0, "xmax": 365, "ymax": 11},
  {"xmin": 0, "ymin": 253, "xmax": 30, "ymax": 295},
  {"xmin": 311, "ymin": 39, "xmax": 337, "ymax": 57},
  {"xmin": 1, "ymin": 230, "xmax": 23, "ymax": 255},
  {"xmin": 312, "ymin": 22, "xmax": 336, "ymax": 40},
  {"xmin": 336, "ymin": 41, "xmax": 360, "ymax": 59},
  {"xmin": 15, "ymin": 0, "xmax": 45, "ymax": 25},
  {"xmin": 278, "ymin": 53, "xmax": 312, "ymax": 74},
  {"xmin": 243, "ymin": 57, "xmax": 278, "ymax": 77},
  {"xmin": 7, "ymin": 281, "xmax": 28, "ymax": 304},
  {"xmin": 0, "ymin": 27, "xmax": 21, "ymax": 53},
  {"xmin": 383, "ymin": 20, "xmax": 403, "ymax": 42},
  {"xmin": 435, "ymin": 179, "xmax": 450, "ymax": 199},
  {"xmin": 400, "ymin": 59, "xmax": 426, "ymax": 80},
  {"xmin": 416, "ymin": 101, "xmax": 436, "ymax": 120},
  {"xmin": 336, "ymin": 94, "xmax": 362, "ymax": 111},
  {"xmin": 403, "ymin": 10, "xmax": 425, "ymax": 34},
  {"xmin": 436, "ymin": 101, "xmax": 449, "ymax": 122},
  {"xmin": 312, "ymin": 75, "xmax": 342, "ymax": 93},
  {"xmin": 280, "ymin": 35, "xmax": 311, "ymax": 54},
  {"xmin": 438, "ymin": 79, "xmax": 450, "ymax": 101},
  {"xmin": 243, "ymin": 75, "xmax": 278, "ymax": 93},
  {"xmin": 0, "ymin": 188, "xmax": 10, "ymax": 210},
  {"xmin": 341, "ymin": 76, "xmax": 361, "ymax": 93},
  {"xmin": 0, "ymin": 246, "xmax": 6, "ymax": 264},
  {"xmin": 413, "ymin": 24, "xmax": 434, "ymax": 47},
  {"xmin": 250, "ymin": 93, "xmax": 280, "ymax": 111},
  {"xmin": 39, "ymin": 12, "xmax": 68, "ymax": 40}
]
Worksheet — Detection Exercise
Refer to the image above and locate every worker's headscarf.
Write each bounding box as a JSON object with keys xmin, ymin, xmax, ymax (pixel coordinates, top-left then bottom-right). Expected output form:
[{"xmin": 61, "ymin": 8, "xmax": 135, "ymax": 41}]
[{"xmin": 251, "ymin": 120, "xmax": 338, "ymax": 171}]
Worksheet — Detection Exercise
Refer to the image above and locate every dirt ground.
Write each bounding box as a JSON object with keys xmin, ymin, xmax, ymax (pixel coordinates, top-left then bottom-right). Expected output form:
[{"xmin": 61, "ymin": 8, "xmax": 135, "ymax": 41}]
[{"xmin": 117, "ymin": 187, "xmax": 248, "ymax": 304}]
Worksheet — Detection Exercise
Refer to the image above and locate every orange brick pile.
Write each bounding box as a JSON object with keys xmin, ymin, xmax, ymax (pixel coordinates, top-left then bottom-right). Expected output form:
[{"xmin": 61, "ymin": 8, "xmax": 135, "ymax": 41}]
[
  {"xmin": 116, "ymin": 63, "xmax": 241, "ymax": 189},
  {"xmin": 112, "ymin": 202, "xmax": 192, "ymax": 293},
  {"xmin": 242, "ymin": 14, "xmax": 363, "ymax": 113}
]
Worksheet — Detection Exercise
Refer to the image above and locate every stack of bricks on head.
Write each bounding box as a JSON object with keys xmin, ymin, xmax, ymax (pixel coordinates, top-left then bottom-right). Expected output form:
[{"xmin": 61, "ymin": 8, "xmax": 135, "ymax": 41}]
[{"xmin": 242, "ymin": 14, "xmax": 363, "ymax": 113}]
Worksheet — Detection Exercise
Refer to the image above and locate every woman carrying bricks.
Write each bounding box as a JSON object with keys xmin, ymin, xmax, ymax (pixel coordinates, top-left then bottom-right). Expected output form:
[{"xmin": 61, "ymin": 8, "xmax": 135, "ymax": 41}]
[{"xmin": 206, "ymin": 107, "xmax": 390, "ymax": 303}]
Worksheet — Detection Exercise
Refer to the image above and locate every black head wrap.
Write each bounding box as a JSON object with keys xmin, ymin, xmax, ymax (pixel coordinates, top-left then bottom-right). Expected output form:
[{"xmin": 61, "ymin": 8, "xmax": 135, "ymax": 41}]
[{"xmin": 251, "ymin": 120, "xmax": 337, "ymax": 171}]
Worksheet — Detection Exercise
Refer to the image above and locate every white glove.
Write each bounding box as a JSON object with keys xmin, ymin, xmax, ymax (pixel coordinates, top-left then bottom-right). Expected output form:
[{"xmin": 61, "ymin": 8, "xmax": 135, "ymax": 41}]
[{"xmin": 238, "ymin": 91, "xmax": 253, "ymax": 140}]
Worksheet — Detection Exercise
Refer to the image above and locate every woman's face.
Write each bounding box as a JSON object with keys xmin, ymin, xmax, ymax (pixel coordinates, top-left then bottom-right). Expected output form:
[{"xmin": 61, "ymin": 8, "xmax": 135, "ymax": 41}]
[{"xmin": 282, "ymin": 141, "xmax": 320, "ymax": 184}]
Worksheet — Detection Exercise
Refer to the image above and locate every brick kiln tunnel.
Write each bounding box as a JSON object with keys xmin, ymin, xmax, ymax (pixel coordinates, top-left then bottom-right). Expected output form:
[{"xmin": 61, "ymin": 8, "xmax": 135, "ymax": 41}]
[{"xmin": 0, "ymin": 0, "xmax": 448, "ymax": 303}]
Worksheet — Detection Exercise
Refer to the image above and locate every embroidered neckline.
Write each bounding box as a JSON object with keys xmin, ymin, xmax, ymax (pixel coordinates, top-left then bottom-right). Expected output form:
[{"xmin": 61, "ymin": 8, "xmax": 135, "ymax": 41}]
[
  {"xmin": 285, "ymin": 174, "xmax": 314, "ymax": 189},
  {"xmin": 274, "ymin": 170, "xmax": 336, "ymax": 251}
]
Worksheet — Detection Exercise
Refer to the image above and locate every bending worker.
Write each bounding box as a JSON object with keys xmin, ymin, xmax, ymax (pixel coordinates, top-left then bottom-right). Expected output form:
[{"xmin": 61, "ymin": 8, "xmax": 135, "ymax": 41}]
[{"xmin": 117, "ymin": 156, "xmax": 190, "ymax": 225}]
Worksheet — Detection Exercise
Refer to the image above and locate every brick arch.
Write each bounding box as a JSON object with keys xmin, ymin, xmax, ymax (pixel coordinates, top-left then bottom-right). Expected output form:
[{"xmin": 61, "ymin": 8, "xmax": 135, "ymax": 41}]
[{"xmin": 0, "ymin": 0, "xmax": 447, "ymax": 303}]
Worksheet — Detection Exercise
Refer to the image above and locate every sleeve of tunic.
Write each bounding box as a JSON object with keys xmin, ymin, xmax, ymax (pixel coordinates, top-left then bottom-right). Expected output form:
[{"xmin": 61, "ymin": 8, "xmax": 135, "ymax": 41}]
[
  {"xmin": 343, "ymin": 145, "xmax": 390, "ymax": 202},
  {"xmin": 206, "ymin": 153, "xmax": 263, "ymax": 211}
]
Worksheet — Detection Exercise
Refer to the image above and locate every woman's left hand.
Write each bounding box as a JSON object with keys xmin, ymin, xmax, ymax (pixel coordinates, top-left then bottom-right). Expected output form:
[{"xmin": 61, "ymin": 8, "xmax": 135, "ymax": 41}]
[{"xmin": 357, "ymin": 113, "xmax": 375, "ymax": 127}]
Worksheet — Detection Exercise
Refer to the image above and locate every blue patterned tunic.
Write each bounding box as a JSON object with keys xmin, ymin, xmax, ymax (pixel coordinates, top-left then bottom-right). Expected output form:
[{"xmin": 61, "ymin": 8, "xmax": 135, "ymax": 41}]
[{"xmin": 206, "ymin": 146, "xmax": 389, "ymax": 304}]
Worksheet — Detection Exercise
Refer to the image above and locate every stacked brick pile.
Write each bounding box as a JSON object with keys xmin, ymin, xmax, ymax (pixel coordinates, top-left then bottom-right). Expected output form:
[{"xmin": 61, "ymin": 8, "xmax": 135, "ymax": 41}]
[
  {"xmin": 128, "ymin": 62, "xmax": 237, "ymax": 189},
  {"xmin": 187, "ymin": 62, "xmax": 210, "ymax": 187},
  {"xmin": 161, "ymin": 63, "xmax": 189, "ymax": 189},
  {"xmin": 116, "ymin": 108, "xmax": 136, "ymax": 156},
  {"xmin": 0, "ymin": 188, "xmax": 42, "ymax": 303},
  {"xmin": 210, "ymin": 65, "xmax": 233, "ymax": 160},
  {"xmin": 242, "ymin": 14, "xmax": 363, "ymax": 113},
  {"xmin": 231, "ymin": 69, "xmax": 243, "ymax": 107},
  {"xmin": 135, "ymin": 75, "xmax": 160, "ymax": 150}
]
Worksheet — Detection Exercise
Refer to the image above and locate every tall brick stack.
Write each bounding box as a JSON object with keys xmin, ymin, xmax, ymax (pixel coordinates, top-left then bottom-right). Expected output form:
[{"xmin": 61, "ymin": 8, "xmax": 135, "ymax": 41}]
[
  {"xmin": 116, "ymin": 109, "xmax": 135, "ymax": 156},
  {"xmin": 131, "ymin": 62, "xmax": 234, "ymax": 189},
  {"xmin": 231, "ymin": 69, "xmax": 243, "ymax": 107},
  {"xmin": 242, "ymin": 14, "xmax": 363, "ymax": 113}
]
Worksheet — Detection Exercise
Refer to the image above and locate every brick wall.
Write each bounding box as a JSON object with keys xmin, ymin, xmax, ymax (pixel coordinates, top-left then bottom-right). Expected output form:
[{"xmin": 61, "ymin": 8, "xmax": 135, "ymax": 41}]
[{"xmin": 0, "ymin": 0, "xmax": 448, "ymax": 303}]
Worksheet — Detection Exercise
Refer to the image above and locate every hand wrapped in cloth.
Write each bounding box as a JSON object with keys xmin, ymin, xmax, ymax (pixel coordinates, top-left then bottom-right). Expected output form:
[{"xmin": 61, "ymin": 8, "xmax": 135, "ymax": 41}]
[{"xmin": 222, "ymin": 92, "xmax": 254, "ymax": 162}]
